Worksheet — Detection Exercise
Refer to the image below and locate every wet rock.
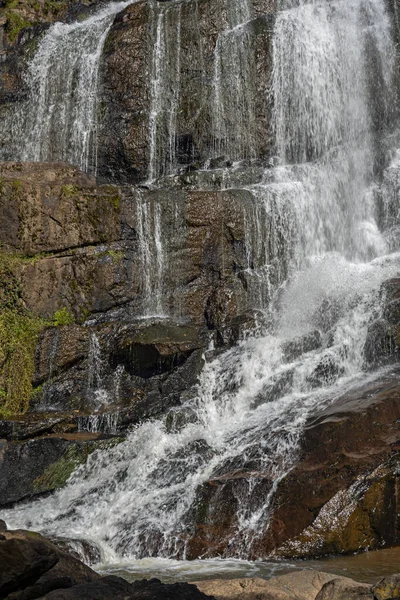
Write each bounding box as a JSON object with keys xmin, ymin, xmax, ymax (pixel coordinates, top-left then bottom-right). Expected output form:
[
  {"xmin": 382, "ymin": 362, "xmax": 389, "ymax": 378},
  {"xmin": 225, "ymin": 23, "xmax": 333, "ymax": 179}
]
[
  {"xmin": 0, "ymin": 165, "xmax": 283, "ymax": 419},
  {"xmin": 372, "ymin": 574, "xmax": 400, "ymax": 600},
  {"xmin": 165, "ymin": 406, "xmax": 199, "ymax": 433},
  {"xmin": 186, "ymin": 371, "xmax": 400, "ymax": 559},
  {"xmin": 49, "ymin": 537, "xmax": 103, "ymax": 567},
  {"xmin": 0, "ymin": 414, "xmax": 78, "ymax": 441},
  {"xmin": 363, "ymin": 319, "xmax": 399, "ymax": 367},
  {"xmin": 251, "ymin": 368, "xmax": 294, "ymax": 408},
  {"xmin": 99, "ymin": 0, "xmax": 275, "ymax": 182},
  {"xmin": 282, "ymin": 330, "xmax": 322, "ymax": 363},
  {"xmin": 307, "ymin": 354, "xmax": 344, "ymax": 388},
  {"xmin": 0, "ymin": 433, "xmax": 123, "ymax": 506},
  {"xmin": 315, "ymin": 577, "xmax": 373, "ymax": 599},
  {"xmin": 266, "ymin": 372, "xmax": 400, "ymax": 558}
]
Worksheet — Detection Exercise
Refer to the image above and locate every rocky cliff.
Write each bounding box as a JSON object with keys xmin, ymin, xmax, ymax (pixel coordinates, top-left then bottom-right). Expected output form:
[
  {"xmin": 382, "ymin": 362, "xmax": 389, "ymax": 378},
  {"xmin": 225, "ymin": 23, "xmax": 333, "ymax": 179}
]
[{"xmin": 1, "ymin": 0, "xmax": 400, "ymax": 566}]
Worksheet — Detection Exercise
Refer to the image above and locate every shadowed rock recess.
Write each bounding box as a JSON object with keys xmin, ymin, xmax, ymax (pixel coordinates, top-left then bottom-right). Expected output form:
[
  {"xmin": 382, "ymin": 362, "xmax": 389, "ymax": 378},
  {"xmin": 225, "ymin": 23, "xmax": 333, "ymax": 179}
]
[{"xmin": 2, "ymin": 0, "xmax": 400, "ymax": 583}]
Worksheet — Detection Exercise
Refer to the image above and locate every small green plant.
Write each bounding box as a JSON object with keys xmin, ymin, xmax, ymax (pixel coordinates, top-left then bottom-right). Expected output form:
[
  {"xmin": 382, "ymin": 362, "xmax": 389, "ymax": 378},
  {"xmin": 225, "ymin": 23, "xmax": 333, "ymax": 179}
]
[
  {"xmin": 5, "ymin": 11, "xmax": 32, "ymax": 41},
  {"xmin": 52, "ymin": 307, "xmax": 74, "ymax": 327},
  {"xmin": 0, "ymin": 308, "xmax": 47, "ymax": 415}
]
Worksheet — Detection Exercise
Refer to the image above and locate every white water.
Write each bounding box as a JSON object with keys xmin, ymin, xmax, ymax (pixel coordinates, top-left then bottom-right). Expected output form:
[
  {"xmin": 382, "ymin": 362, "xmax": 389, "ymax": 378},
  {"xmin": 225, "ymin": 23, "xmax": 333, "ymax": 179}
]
[
  {"xmin": 0, "ymin": 1, "xmax": 137, "ymax": 172},
  {"xmin": 148, "ymin": 0, "xmax": 182, "ymax": 181},
  {"xmin": 136, "ymin": 190, "xmax": 165, "ymax": 316},
  {"xmin": 86, "ymin": 333, "xmax": 109, "ymax": 409},
  {"xmin": 3, "ymin": 0, "xmax": 400, "ymax": 569}
]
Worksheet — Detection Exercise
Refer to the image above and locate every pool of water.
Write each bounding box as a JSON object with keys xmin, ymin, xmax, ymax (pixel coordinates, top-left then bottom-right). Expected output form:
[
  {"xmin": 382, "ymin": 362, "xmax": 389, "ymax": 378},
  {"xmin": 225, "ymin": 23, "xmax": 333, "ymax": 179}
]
[{"xmin": 96, "ymin": 546, "xmax": 400, "ymax": 585}]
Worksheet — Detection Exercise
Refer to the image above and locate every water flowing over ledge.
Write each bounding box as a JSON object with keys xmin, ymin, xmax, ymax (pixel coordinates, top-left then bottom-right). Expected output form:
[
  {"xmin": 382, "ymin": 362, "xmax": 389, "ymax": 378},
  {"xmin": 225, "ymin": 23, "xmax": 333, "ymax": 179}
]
[{"xmin": 2, "ymin": 0, "xmax": 400, "ymax": 569}]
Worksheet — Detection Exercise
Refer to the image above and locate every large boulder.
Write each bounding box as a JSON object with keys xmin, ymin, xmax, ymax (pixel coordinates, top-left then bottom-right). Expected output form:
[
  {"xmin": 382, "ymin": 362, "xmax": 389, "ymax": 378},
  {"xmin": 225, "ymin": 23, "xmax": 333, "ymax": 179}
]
[
  {"xmin": 0, "ymin": 526, "xmax": 214, "ymax": 600},
  {"xmin": 194, "ymin": 572, "xmax": 337, "ymax": 600},
  {"xmin": 315, "ymin": 577, "xmax": 373, "ymax": 600},
  {"xmin": 0, "ymin": 527, "xmax": 99, "ymax": 600}
]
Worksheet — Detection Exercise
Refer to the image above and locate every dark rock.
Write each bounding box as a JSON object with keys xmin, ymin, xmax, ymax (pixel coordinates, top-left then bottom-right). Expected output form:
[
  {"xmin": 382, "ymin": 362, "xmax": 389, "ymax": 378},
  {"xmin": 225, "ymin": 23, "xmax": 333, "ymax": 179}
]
[
  {"xmin": 0, "ymin": 528, "xmax": 99, "ymax": 600},
  {"xmin": 282, "ymin": 330, "xmax": 322, "ymax": 362},
  {"xmin": 307, "ymin": 354, "xmax": 344, "ymax": 388},
  {"xmin": 39, "ymin": 576, "xmax": 214, "ymax": 600},
  {"xmin": 98, "ymin": 0, "xmax": 275, "ymax": 183},
  {"xmin": 0, "ymin": 537, "xmax": 58, "ymax": 599},
  {"xmin": 364, "ymin": 319, "xmax": 399, "ymax": 367},
  {"xmin": 0, "ymin": 434, "xmax": 122, "ymax": 506}
]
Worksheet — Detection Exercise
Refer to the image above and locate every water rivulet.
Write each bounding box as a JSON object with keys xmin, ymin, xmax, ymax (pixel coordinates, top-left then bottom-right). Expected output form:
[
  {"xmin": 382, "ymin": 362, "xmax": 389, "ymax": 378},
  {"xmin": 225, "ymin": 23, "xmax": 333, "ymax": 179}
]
[{"xmin": 4, "ymin": 0, "xmax": 400, "ymax": 564}]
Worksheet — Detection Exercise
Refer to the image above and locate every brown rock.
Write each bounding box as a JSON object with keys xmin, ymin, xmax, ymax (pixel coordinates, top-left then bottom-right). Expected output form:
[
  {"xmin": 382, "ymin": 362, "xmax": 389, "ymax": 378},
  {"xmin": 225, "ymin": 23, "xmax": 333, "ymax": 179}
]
[
  {"xmin": 315, "ymin": 577, "xmax": 373, "ymax": 600},
  {"xmin": 99, "ymin": 0, "xmax": 275, "ymax": 182},
  {"xmin": 0, "ymin": 162, "xmax": 120, "ymax": 255},
  {"xmin": 0, "ymin": 528, "xmax": 99, "ymax": 600},
  {"xmin": 372, "ymin": 574, "xmax": 400, "ymax": 600},
  {"xmin": 0, "ymin": 537, "xmax": 59, "ymax": 598},
  {"xmin": 194, "ymin": 571, "xmax": 337, "ymax": 600},
  {"xmin": 187, "ymin": 371, "xmax": 400, "ymax": 559}
]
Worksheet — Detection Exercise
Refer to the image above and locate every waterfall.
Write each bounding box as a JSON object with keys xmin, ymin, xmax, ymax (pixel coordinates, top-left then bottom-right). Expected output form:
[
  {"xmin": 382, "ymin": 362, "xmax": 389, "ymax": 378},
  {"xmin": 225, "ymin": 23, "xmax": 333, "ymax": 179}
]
[
  {"xmin": 87, "ymin": 333, "xmax": 109, "ymax": 409},
  {"xmin": 3, "ymin": 0, "xmax": 400, "ymax": 564},
  {"xmin": 0, "ymin": 1, "xmax": 136, "ymax": 172},
  {"xmin": 148, "ymin": 1, "xmax": 182, "ymax": 182}
]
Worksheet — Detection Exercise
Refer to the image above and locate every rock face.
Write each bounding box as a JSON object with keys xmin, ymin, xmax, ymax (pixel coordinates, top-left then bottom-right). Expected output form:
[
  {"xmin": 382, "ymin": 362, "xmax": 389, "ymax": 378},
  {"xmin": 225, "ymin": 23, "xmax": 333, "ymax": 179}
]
[
  {"xmin": 99, "ymin": 0, "xmax": 275, "ymax": 182},
  {"xmin": 187, "ymin": 369, "xmax": 400, "ymax": 559},
  {"xmin": 0, "ymin": 162, "xmax": 280, "ymax": 421},
  {"xmin": 0, "ymin": 433, "xmax": 123, "ymax": 507}
]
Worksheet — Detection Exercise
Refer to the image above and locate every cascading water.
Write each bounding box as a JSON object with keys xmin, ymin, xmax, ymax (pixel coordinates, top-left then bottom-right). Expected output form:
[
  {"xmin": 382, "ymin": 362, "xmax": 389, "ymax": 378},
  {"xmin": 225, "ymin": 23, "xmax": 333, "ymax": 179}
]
[
  {"xmin": 0, "ymin": 1, "xmax": 136, "ymax": 173},
  {"xmin": 3, "ymin": 0, "xmax": 400, "ymax": 570}
]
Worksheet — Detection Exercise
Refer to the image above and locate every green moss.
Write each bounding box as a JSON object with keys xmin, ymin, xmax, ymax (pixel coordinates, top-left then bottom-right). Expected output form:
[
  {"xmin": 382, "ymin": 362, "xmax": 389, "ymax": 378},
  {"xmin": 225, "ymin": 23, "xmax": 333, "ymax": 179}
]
[
  {"xmin": 108, "ymin": 193, "xmax": 121, "ymax": 211},
  {"xmin": 33, "ymin": 445, "xmax": 88, "ymax": 492},
  {"xmin": 61, "ymin": 184, "xmax": 80, "ymax": 198},
  {"xmin": 33, "ymin": 438, "xmax": 125, "ymax": 492},
  {"xmin": 5, "ymin": 11, "xmax": 32, "ymax": 41},
  {"xmin": 43, "ymin": 0, "xmax": 67, "ymax": 17},
  {"xmin": 52, "ymin": 307, "xmax": 74, "ymax": 327},
  {"xmin": 103, "ymin": 249, "xmax": 124, "ymax": 263},
  {"xmin": 0, "ymin": 308, "xmax": 47, "ymax": 415},
  {"xmin": 0, "ymin": 251, "xmax": 51, "ymax": 416}
]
